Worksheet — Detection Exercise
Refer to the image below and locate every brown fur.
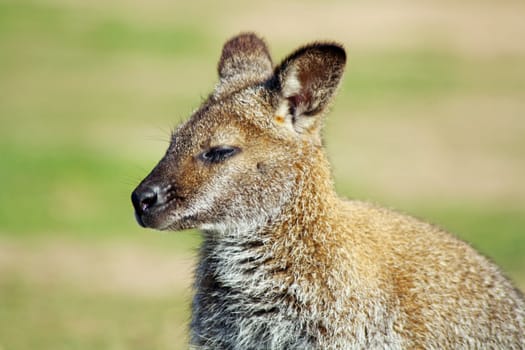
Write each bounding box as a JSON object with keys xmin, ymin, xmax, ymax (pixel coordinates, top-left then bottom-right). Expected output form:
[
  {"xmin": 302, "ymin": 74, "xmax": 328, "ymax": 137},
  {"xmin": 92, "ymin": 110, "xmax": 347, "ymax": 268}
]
[{"xmin": 132, "ymin": 33, "xmax": 525, "ymax": 349}]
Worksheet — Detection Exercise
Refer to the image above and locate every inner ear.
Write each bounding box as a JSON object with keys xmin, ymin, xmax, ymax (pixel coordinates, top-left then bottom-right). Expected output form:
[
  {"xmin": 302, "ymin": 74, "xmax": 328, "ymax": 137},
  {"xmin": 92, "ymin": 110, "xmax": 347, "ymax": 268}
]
[
  {"xmin": 216, "ymin": 33, "xmax": 273, "ymax": 94},
  {"xmin": 276, "ymin": 43, "xmax": 346, "ymax": 120}
]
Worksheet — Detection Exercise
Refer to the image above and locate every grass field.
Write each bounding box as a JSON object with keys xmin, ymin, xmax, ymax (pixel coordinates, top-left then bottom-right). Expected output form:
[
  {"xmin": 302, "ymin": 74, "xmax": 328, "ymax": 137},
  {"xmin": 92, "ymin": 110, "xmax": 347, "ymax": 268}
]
[{"xmin": 1, "ymin": 0, "xmax": 524, "ymax": 349}]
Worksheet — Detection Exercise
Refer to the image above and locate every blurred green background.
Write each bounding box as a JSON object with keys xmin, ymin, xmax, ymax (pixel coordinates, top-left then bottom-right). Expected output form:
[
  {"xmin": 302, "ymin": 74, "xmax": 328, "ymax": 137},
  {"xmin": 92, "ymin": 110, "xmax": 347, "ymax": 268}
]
[{"xmin": 1, "ymin": 0, "xmax": 524, "ymax": 348}]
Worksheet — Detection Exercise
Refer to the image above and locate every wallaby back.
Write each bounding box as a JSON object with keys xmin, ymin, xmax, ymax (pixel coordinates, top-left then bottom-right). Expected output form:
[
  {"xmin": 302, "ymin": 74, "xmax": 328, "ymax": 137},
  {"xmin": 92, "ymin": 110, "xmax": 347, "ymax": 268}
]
[{"xmin": 131, "ymin": 33, "xmax": 525, "ymax": 349}]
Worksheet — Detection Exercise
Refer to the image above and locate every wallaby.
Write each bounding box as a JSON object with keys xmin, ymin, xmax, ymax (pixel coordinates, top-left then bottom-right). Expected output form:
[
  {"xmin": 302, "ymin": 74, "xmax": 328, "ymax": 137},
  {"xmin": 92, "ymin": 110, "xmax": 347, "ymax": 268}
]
[{"xmin": 131, "ymin": 33, "xmax": 525, "ymax": 349}]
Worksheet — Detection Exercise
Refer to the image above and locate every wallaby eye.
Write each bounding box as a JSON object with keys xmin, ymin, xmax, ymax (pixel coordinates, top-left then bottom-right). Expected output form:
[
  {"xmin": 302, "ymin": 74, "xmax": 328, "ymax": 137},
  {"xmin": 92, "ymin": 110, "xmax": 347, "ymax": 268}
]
[{"xmin": 199, "ymin": 146, "xmax": 240, "ymax": 164}]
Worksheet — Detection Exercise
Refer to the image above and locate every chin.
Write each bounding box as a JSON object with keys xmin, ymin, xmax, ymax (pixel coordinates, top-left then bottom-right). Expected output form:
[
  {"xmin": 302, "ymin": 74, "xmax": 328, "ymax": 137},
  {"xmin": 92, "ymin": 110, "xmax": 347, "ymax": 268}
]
[
  {"xmin": 166, "ymin": 219, "xmax": 199, "ymax": 231},
  {"xmin": 134, "ymin": 199, "xmax": 216, "ymax": 232},
  {"xmin": 157, "ymin": 212, "xmax": 205, "ymax": 232}
]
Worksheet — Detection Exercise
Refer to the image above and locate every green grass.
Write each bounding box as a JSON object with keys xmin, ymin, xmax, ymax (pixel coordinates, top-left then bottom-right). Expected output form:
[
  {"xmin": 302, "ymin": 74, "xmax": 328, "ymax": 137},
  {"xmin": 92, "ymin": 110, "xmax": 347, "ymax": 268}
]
[
  {"xmin": 0, "ymin": 1, "xmax": 209, "ymax": 56},
  {"xmin": 341, "ymin": 51, "xmax": 525, "ymax": 110},
  {"xmin": 0, "ymin": 277, "xmax": 191, "ymax": 350},
  {"xmin": 0, "ymin": 144, "xmax": 139, "ymax": 235}
]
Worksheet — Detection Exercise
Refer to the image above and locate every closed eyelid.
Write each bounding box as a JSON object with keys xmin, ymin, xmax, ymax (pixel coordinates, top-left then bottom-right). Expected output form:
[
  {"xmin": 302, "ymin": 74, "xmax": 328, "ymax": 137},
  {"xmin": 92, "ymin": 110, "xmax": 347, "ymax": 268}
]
[{"xmin": 199, "ymin": 146, "xmax": 241, "ymax": 164}]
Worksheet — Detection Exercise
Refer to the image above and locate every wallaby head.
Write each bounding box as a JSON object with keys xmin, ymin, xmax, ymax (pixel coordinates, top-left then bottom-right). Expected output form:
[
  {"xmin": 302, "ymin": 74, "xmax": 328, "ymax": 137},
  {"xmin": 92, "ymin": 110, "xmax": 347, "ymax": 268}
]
[{"xmin": 131, "ymin": 33, "xmax": 346, "ymax": 233}]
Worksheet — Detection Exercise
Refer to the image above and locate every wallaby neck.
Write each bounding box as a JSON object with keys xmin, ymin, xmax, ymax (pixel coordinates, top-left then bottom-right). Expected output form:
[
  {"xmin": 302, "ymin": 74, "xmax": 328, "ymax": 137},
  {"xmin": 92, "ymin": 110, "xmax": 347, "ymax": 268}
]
[
  {"xmin": 198, "ymin": 147, "xmax": 342, "ymax": 300},
  {"xmin": 192, "ymin": 148, "xmax": 344, "ymax": 350}
]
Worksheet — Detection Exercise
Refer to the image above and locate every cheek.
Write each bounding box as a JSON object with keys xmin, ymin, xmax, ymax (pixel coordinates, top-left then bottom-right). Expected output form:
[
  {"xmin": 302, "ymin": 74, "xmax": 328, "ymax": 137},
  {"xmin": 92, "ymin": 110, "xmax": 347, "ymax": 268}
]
[
  {"xmin": 179, "ymin": 158, "xmax": 237, "ymax": 204},
  {"xmin": 229, "ymin": 160, "xmax": 294, "ymax": 210},
  {"xmin": 177, "ymin": 150, "xmax": 295, "ymax": 222}
]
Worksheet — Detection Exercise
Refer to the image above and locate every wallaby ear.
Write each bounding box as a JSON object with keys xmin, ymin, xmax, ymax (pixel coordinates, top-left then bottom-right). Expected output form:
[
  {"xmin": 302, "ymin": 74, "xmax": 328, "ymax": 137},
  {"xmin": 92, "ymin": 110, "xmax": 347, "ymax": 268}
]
[
  {"xmin": 216, "ymin": 33, "xmax": 273, "ymax": 93},
  {"xmin": 273, "ymin": 43, "xmax": 346, "ymax": 131}
]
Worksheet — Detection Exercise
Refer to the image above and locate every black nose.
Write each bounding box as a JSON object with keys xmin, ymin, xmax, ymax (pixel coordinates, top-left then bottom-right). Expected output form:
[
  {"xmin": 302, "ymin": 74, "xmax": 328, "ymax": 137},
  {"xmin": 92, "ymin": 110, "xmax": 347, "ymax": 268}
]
[{"xmin": 131, "ymin": 186, "xmax": 158, "ymax": 215}]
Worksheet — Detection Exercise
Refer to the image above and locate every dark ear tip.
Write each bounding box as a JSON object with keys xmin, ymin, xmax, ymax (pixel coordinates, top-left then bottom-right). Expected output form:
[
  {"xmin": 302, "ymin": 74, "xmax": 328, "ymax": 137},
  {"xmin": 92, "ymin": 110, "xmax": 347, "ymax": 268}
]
[
  {"xmin": 310, "ymin": 43, "xmax": 346, "ymax": 65},
  {"xmin": 221, "ymin": 32, "xmax": 270, "ymax": 58},
  {"xmin": 227, "ymin": 32, "xmax": 266, "ymax": 45},
  {"xmin": 329, "ymin": 44, "xmax": 346, "ymax": 62},
  {"xmin": 218, "ymin": 32, "xmax": 272, "ymax": 77},
  {"xmin": 280, "ymin": 42, "xmax": 346, "ymax": 71}
]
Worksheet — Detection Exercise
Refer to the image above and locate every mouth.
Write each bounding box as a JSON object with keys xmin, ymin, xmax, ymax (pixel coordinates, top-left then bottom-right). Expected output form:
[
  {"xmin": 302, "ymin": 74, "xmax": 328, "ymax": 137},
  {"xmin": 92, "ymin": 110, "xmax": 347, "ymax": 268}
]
[
  {"xmin": 134, "ymin": 202, "xmax": 170, "ymax": 229},
  {"xmin": 133, "ymin": 203, "xmax": 171, "ymax": 228},
  {"xmin": 135, "ymin": 205, "xmax": 200, "ymax": 231},
  {"xmin": 132, "ymin": 184, "xmax": 186, "ymax": 230}
]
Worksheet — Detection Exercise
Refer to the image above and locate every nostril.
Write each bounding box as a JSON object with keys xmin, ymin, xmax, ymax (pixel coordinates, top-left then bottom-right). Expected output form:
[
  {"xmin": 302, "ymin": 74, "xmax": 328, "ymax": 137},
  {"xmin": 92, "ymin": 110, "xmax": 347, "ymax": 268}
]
[
  {"xmin": 132, "ymin": 187, "xmax": 158, "ymax": 214},
  {"xmin": 140, "ymin": 190, "xmax": 157, "ymax": 211}
]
